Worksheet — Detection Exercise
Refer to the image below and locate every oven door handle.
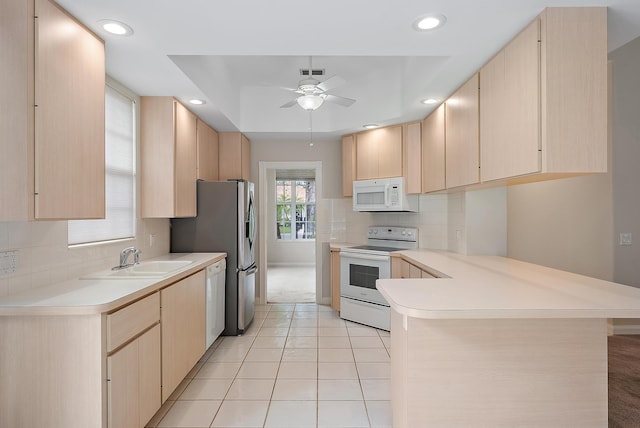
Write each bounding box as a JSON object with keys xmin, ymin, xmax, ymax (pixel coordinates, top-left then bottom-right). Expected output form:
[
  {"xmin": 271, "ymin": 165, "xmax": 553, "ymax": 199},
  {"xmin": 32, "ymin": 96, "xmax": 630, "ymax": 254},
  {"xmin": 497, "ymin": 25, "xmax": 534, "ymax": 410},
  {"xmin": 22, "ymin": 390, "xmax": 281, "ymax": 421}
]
[{"xmin": 340, "ymin": 252, "xmax": 390, "ymax": 263}]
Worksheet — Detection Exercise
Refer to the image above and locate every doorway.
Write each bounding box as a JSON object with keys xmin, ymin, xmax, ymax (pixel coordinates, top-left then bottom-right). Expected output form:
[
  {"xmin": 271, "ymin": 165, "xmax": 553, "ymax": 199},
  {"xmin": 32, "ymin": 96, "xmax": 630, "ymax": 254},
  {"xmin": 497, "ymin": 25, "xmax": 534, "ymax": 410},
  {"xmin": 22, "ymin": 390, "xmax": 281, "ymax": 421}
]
[{"xmin": 258, "ymin": 161, "xmax": 323, "ymax": 304}]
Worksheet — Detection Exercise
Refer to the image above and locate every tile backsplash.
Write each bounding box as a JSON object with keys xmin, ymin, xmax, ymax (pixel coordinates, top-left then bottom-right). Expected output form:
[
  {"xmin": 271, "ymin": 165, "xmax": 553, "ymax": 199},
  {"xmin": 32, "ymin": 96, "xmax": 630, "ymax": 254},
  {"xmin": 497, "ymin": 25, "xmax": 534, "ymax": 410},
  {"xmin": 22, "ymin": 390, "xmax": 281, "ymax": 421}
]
[
  {"xmin": 321, "ymin": 193, "xmax": 451, "ymax": 250},
  {"xmin": 321, "ymin": 187, "xmax": 507, "ymax": 256},
  {"xmin": 0, "ymin": 218, "xmax": 169, "ymax": 298}
]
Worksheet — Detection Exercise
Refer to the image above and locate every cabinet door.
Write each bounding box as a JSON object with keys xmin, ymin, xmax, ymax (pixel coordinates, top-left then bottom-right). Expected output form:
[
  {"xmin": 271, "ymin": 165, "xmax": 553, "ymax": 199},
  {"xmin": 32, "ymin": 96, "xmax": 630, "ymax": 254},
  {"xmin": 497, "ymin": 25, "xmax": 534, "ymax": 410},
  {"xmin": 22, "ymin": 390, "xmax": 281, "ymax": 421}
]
[
  {"xmin": 161, "ymin": 271, "xmax": 206, "ymax": 402},
  {"xmin": 107, "ymin": 324, "xmax": 161, "ymax": 428},
  {"xmin": 377, "ymin": 125, "xmax": 403, "ymax": 178},
  {"xmin": 0, "ymin": 0, "xmax": 33, "ymax": 221},
  {"xmin": 174, "ymin": 102, "xmax": 197, "ymax": 217},
  {"xmin": 409, "ymin": 263, "xmax": 423, "ymax": 279},
  {"xmin": 404, "ymin": 122, "xmax": 422, "ymax": 194},
  {"xmin": 140, "ymin": 97, "xmax": 176, "ymax": 218},
  {"xmin": 341, "ymin": 135, "xmax": 356, "ymax": 197},
  {"xmin": 108, "ymin": 338, "xmax": 138, "ymax": 428},
  {"xmin": 422, "ymin": 104, "xmax": 446, "ymax": 192},
  {"xmin": 480, "ymin": 19, "xmax": 540, "ymax": 182},
  {"xmin": 219, "ymin": 132, "xmax": 250, "ymax": 181},
  {"xmin": 355, "ymin": 131, "xmax": 378, "ymax": 180},
  {"xmin": 445, "ymin": 74, "xmax": 480, "ymax": 189},
  {"xmin": 196, "ymin": 119, "xmax": 219, "ymax": 181},
  {"xmin": 34, "ymin": 0, "xmax": 105, "ymax": 219},
  {"xmin": 138, "ymin": 324, "xmax": 161, "ymax": 427}
]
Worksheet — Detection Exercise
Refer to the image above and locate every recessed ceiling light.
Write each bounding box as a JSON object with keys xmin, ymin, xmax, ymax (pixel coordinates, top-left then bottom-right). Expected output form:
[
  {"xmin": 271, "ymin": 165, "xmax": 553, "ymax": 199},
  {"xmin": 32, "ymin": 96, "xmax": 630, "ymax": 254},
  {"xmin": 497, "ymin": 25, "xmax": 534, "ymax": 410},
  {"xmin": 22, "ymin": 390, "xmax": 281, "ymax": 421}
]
[
  {"xmin": 413, "ymin": 14, "xmax": 447, "ymax": 31},
  {"xmin": 98, "ymin": 19, "xmax": 134, "ymax": 36},
  {"xmin": 188, "ymin": 99, "xmax": 206, "ymax": 105},
  {"xmin": 363, "ymin": 124, "xmax": 378, "ymax": 129},
  {"xmin": 422, "ymin": 98, "xmax": 439, "ymax": 105}
]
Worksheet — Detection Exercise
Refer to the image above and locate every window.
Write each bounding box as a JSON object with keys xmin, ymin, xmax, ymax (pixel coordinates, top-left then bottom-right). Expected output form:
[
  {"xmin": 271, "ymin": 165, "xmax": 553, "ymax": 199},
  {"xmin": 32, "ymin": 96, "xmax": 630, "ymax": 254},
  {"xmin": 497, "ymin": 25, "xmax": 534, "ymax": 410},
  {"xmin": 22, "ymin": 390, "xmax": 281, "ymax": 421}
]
[
  {"xmin": 68, "ymin": 84, "xmax": 136, "ymax": 245},
  {"xmin": 276, "ymin": 178, "xmax": 316, "ymax": 240}
]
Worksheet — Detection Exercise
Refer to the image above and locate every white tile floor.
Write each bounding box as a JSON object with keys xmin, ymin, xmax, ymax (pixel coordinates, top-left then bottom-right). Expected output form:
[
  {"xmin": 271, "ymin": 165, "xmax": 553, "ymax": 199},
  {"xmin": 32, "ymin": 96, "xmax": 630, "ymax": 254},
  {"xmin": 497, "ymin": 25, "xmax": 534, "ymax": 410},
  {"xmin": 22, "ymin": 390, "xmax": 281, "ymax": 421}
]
[{"xmin": 147, "ymin": 303, "xmax": 392, "ymax": 428}]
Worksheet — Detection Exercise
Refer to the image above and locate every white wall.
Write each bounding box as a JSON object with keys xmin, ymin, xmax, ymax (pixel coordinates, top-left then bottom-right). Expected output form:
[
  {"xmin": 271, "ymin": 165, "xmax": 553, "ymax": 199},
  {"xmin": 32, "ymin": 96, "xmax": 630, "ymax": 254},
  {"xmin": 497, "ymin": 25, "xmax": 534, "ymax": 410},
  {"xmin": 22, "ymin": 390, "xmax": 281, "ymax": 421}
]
[{"xmin": 610, "ymin": 36, "xmax": 640, "ymax": 287}]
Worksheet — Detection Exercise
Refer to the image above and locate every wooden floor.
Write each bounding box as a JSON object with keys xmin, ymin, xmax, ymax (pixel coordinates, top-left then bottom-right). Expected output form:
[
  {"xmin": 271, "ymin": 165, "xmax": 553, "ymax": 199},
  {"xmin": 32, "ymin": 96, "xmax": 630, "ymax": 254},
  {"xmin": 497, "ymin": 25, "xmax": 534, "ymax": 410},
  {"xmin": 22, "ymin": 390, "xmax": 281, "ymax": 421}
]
[{"xmin": 608, "ymin": 335, "xmax": 640, "ymax": 427}]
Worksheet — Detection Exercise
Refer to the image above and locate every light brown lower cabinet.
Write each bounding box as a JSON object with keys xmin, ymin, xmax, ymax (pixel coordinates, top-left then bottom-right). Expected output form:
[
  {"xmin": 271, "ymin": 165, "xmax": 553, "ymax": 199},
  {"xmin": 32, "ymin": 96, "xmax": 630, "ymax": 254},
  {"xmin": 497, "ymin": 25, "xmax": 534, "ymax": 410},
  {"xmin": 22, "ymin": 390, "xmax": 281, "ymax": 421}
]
[
  {"xmin": 161, "ymin": 270, "xmax": 206, "ymax": 402},
  {"xmin": 107, "ymin": 324, "xmax": 161, "ymax": 428},
  {"xmin": 393, "ymin": 258, "xmax": 436, "ymax": 279},
  {"xmin": 0, "ymin": 269, "xmax": 209, "ymax": 428}
]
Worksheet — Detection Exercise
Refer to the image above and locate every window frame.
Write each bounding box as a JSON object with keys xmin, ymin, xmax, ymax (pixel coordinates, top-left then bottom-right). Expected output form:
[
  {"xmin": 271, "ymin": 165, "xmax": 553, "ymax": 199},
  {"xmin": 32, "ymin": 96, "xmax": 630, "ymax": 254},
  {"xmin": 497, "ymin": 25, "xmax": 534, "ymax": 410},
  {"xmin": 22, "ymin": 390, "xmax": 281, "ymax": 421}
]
[{"xmin": 275, "ymin": 179, "xmax": 316, "ymax": 241}]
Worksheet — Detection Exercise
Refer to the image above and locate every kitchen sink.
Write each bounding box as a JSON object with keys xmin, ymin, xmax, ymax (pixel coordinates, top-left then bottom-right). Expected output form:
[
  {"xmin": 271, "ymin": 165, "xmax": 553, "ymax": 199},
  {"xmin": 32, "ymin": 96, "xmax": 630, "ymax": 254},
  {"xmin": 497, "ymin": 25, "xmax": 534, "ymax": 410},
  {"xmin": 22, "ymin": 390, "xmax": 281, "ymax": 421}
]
[{"xmin": 83, "ymin": 260, "xmax": 193, "ymax": 279}]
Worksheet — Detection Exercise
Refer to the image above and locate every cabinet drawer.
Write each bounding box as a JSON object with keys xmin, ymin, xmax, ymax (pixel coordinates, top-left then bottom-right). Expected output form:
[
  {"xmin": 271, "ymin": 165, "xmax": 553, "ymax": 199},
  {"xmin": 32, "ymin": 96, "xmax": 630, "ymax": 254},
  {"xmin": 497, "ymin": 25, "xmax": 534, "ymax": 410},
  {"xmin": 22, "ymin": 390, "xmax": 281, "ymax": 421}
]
[{"xmin": 107, "ymin": 292, "xmax": 160, "ymax": 352}]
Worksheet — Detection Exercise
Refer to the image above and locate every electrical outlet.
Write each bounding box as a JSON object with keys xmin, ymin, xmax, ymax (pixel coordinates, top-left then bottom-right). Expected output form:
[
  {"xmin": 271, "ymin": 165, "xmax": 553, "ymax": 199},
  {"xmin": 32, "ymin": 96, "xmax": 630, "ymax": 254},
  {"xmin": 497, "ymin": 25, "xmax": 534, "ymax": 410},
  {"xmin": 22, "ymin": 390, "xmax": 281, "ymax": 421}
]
[
  {"xmin": 0, "ymin": 251, "xmax": 17, "ymax": 275},
  {"xmin": 620, "ymin": 233, "xmax": 632, "ymax": 246},
  {"xmin": 149, "ymin": 234, "xmax": 156, "ymax": 247}
]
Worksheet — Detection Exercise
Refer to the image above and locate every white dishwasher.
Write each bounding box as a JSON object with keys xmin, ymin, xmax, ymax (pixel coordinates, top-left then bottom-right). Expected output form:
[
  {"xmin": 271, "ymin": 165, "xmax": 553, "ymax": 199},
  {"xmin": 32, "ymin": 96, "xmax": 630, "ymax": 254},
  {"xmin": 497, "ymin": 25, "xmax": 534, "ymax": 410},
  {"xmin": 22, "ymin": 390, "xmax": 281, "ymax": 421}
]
[{"xmin": 206, "ymin": 259, "xmax": 226, "ymax": 348}]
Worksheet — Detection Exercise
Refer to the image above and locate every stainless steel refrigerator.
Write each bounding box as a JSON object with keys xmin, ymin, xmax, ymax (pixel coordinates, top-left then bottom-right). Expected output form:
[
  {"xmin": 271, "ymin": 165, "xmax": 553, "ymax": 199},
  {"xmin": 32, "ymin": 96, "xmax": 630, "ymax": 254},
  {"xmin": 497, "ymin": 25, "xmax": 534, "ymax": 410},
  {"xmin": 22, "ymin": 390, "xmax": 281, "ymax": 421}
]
[{"xmin": 171, "ymin": 180, "xmax": 257, "ymax": 336}]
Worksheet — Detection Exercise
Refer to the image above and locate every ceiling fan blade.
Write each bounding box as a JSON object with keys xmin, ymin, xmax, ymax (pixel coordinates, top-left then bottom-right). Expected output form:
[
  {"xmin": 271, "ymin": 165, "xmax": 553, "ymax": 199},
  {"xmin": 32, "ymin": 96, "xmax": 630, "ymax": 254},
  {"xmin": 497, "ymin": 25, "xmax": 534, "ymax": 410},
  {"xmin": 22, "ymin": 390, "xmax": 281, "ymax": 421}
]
[
  {"xmin": 323, "ymin": 94, "xmax": 356, "ymax": 107},
  {"xmin": 280, "ymin": 98, "xmax": 299, "ymax": 108},
  {"xmin": 316, "ymin": 75, "xmax": 346, "ymax": 92},
  {"xmin": 280, "ymin": 86, "xmax": 303, "ymax": 94}
]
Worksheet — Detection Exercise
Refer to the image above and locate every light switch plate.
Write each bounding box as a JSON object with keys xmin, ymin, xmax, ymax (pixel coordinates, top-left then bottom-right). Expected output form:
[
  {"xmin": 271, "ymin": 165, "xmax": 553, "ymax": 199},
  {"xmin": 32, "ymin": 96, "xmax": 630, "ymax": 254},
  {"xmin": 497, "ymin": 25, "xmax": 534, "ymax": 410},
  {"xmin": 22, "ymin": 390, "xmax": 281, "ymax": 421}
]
[{"xmin": 620, "ymin": 233, "xmax": 632, "ymax": 246}]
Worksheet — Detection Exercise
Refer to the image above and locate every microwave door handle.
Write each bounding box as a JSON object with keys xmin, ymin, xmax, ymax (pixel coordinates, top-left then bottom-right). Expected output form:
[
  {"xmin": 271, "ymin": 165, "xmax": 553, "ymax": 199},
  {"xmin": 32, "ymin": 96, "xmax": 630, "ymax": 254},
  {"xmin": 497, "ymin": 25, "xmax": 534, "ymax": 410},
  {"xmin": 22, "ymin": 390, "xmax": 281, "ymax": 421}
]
[{"xmin": 384, "ymin": 184, "xmax": 390, "ymax": 207}]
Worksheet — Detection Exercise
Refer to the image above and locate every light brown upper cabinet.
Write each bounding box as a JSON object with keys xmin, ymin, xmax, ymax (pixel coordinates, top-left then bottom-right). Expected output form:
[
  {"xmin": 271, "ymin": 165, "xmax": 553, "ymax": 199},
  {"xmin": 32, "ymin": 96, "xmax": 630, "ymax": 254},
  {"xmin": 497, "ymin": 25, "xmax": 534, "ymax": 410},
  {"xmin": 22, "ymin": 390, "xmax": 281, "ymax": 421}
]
[
  {"xmin": 140, "ymin": 97, "xmax": 197, "ymax": 218},
  {"xmin": 356, "ymin": 125, "xmax": 403, "ymax": 180},
  {"xmin": 539, "ymin": 8, "xmax": 607, "ymax": 175},
  {"xmin": 403, "ymin": 122, "xmax": 422, "ymax": 194},
  {"xmin": 445, "ymin": 74, "xmax": 480, "ymax": 189},
  {"xmin": 342, "ymin": 134, "xmax": 356, "ymax": 197},
  {"xmin": 480, "ymin": 8, "xmax": 607, "ymax": 183},
  {"xmin": 196, "ymin": 119, "xmax": 219, "ymax": 181},
  {"xmin": 480, "ymin": 19, "xmax": 540, "ymax": 182},
  {"xmin": 422, "ymin": 104, "xmax": 446, "ymax": 193},
  {"xmin": 219, "ymin": 132, "xmax": 251, "ymax": 181},
  {"xmin": 1, "ymin": 0, "xmax": 105, "ymax": 221}
]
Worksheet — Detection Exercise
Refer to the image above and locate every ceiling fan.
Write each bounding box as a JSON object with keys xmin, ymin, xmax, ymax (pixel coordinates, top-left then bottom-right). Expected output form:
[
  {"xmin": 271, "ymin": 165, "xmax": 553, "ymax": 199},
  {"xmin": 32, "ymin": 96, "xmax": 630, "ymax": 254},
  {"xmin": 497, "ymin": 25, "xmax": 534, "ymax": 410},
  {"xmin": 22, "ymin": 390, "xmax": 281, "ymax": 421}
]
[{"xmin": 280, "ymin": 57, "xmax": 356, "ymax": 111}]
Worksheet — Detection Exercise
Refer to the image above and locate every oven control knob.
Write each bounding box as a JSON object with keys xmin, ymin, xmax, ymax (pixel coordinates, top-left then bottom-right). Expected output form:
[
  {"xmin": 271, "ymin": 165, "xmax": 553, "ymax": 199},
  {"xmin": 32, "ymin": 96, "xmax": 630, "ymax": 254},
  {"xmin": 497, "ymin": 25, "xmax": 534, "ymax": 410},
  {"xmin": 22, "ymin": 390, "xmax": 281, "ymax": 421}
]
[
  {"xmin": 401, "ymin": 230, "xmax": 406, "ymax": 236},
  {"xmin": 373, "ymin": 229, "xmax": 378, "ymax": 235}
]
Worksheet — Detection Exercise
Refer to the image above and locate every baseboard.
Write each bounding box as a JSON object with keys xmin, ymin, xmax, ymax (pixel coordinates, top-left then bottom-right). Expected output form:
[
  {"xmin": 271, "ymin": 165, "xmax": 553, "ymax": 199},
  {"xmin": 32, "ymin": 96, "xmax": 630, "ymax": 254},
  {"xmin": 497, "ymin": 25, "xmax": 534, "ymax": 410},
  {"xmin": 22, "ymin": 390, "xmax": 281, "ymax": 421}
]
[
  {"xmin": 267, "ymin": 263, "xmax": 315, "ymax": 267},
  {"xmin": 613, "ymin": 324, "xmax": 640, "ymax": 335}
]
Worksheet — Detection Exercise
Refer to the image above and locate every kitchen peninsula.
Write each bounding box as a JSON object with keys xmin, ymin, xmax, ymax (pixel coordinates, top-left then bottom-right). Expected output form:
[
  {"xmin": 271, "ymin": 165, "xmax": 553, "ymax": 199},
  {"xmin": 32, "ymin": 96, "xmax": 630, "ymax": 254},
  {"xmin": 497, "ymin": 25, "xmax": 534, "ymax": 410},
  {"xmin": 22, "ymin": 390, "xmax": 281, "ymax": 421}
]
[{"xmin": 379, "ymin": 250, "xmax": 640, "ymax": 428}]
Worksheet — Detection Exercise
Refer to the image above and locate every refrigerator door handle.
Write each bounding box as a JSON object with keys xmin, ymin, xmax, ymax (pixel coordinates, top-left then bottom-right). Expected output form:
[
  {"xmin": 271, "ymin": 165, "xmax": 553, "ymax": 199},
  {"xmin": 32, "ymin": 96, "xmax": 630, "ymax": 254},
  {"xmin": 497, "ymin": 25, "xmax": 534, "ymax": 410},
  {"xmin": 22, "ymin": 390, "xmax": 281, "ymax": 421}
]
[{"xmin": 244, "ymin": 265, "xmax": 258, "ymax": 275}]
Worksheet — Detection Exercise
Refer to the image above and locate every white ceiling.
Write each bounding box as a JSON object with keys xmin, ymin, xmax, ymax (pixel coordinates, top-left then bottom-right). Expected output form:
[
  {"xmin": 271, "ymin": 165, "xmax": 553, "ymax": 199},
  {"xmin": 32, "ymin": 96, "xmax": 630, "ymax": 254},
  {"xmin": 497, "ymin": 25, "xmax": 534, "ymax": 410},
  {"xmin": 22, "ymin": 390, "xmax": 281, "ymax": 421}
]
[{"xmin": 56, "ymin": 0, "xmax": 640, "ymax": 144}]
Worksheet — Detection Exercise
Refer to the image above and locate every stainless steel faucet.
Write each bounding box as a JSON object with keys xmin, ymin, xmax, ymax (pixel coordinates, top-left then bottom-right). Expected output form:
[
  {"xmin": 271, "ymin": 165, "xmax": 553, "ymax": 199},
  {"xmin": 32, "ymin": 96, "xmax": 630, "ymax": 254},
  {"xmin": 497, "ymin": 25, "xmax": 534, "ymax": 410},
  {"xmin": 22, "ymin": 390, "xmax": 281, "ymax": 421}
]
[{"xmin": 112, "ymin": 246, "xmax": 141, "ymax": 270}]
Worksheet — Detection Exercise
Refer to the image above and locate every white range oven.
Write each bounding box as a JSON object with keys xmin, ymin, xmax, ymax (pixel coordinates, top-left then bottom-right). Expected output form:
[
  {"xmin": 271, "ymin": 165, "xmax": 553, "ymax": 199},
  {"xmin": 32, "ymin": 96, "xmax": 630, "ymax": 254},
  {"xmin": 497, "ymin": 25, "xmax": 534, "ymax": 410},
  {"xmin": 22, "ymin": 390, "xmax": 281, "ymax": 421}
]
[{"xmin": 340, "ymin": 226, "xmax": 418, "ymax": 331}]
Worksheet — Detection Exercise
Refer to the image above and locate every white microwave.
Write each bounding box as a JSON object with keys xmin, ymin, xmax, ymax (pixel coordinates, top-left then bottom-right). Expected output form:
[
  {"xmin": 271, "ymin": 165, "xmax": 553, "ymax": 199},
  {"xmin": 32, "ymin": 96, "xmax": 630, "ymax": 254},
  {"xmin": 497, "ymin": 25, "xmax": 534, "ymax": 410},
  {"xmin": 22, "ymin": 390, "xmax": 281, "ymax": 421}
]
[{"xmin": 352, "ymin": 177, "xmax": 418, "ymax": 212}]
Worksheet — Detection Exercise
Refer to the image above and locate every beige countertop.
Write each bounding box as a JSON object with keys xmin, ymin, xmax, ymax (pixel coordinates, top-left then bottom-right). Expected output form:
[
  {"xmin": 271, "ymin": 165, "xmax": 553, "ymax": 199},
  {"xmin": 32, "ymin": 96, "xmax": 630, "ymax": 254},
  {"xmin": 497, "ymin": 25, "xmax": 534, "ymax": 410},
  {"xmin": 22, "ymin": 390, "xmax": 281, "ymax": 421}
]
[
  {"xmin": 0, "ymin": 252, "xmax": 226, "ymax": 316},
  {"xmin": 378, "ymin": 249, "xmax": 640, "ymax": 320}
]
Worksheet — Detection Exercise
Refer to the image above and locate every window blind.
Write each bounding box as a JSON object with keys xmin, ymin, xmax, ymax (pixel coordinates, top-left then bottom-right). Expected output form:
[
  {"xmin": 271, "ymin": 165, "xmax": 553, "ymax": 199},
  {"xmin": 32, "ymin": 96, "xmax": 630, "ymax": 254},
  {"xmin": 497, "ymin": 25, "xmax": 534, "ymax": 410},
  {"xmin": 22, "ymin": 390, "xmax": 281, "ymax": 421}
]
[
  {"xmin": 68, "ymin": 85, "xmax": 136, "ymax": 245},
  {"xmin": 275, "ymin": 169, "xmax": 315, "ymax": 180}
]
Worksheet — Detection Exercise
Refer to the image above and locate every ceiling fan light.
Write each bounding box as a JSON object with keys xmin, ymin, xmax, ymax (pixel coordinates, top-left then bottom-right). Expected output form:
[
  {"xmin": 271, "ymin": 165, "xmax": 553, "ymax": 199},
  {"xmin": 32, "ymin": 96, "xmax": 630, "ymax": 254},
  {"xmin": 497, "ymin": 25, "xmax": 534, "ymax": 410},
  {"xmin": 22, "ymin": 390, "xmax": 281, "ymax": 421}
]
[{"xmin": 297, "ymin": 95, "xmax": 324, "ymax": 111}]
